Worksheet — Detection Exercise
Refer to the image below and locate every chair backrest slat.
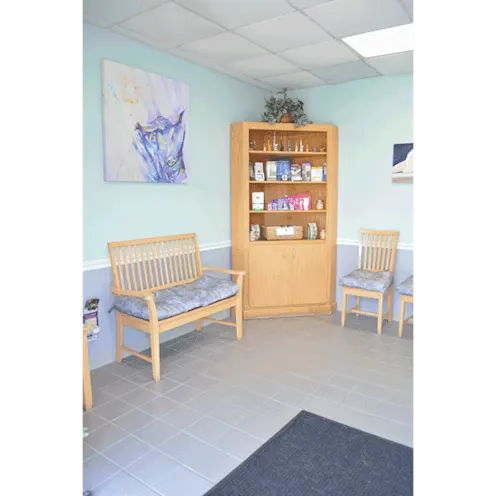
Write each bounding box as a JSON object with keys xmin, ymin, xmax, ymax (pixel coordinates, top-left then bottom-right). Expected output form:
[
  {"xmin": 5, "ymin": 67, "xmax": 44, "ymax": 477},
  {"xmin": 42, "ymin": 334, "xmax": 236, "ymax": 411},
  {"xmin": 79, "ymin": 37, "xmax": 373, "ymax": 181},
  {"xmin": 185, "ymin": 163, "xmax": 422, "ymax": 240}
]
[
  {"xmin": 358, "ymin": 230, "xmax": 399, "ymax": 273},
  {"xmin": 108, "ymin": 234, "xmax": 201, "ymax": 293}
]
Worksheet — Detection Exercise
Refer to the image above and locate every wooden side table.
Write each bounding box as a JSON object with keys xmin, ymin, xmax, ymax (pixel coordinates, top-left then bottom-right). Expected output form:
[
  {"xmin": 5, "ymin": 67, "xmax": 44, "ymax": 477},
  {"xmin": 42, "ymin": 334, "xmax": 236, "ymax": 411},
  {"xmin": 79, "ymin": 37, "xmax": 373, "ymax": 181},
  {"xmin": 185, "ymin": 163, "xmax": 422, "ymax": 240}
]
[{"xmin": 83, "ymin": 325, "xmax": 92, "ymax": 410}]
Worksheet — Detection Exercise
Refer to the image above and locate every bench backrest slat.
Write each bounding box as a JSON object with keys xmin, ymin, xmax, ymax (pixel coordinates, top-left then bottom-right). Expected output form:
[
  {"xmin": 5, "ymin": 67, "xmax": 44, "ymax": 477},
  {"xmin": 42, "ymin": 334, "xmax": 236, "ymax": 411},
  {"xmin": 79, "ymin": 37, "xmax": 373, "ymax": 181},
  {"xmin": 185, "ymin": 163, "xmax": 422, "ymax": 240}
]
[{"xmin": 108, "ymin": 234, "xmax": 202, "ymax": 293}]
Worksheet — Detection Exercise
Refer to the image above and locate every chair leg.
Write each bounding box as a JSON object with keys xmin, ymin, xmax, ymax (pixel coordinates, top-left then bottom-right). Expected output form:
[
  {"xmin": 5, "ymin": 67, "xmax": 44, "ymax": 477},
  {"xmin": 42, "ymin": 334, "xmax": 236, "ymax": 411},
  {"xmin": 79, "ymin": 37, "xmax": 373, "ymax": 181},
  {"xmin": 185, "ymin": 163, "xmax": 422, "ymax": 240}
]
[
  {"xmin": 196, "ymin": 320, "xmax": 202, "ymax": 331},
  {"xmin": 150, "ymin": 325, "xmax": 161, "ymax": 382},
  {"xmin": 356, "ymin": 296, "xmax": 360, "ymax": 316},
  {"xmin": 116, "ymin": 312, "xmax": 123, "ymax": 363},
  {"xmin": 398, "ymin": 295, "xmax": 405, "ymax": 338},
  {"xmin": 377, "ymin": 294, "xmax": 384, "ymax": 334},
  {"xmin": 235, "ymin": 297, "xmax": 243, "ymax": 340},
  {"xmin": 341, "ymin": 289, "xmax": 348, "ymax": 327},
  {"xmin": 387, "ymin": 288, "xmax": 393, "ymax": 324}
]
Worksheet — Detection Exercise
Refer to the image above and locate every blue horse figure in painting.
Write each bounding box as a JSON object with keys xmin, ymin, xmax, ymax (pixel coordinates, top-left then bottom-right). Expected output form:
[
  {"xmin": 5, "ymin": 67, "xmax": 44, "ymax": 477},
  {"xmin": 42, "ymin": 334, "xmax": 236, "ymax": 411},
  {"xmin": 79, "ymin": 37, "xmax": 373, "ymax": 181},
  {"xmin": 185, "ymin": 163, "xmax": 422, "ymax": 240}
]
[{"xmin": 133, "ymin": 110, "xmax": 186, "ymax": 183}]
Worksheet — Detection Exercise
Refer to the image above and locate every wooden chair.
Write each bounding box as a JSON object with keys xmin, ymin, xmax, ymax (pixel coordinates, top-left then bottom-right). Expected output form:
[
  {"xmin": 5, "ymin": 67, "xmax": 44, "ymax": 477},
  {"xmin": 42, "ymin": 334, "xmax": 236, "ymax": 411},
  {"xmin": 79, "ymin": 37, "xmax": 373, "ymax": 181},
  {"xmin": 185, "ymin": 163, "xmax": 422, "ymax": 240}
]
[
  {"xmin": 398, "ymin": 275, "xmax": 413, "ymax": 337},
  {"xmin": 108, "ymin": 234, "xmax": 245, "ymax": 382},
  {"xmin": 340, "ymin": 230, "xmax": 399, "ymax": 334}
]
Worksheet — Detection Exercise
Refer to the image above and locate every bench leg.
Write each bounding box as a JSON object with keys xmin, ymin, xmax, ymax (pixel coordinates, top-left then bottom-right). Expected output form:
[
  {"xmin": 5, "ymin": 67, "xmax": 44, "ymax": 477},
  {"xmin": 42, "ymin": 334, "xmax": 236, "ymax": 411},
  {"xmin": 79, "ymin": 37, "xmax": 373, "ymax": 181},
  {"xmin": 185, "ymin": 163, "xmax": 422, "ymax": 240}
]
[
  {"xmin": 356, "ymin": 296, "xmax": 360, "ymax": 315},
  {"xmin": 196, "ymin": 320, "xmax": 202, "ymax": 331},
  {"xmin": 399, "ymin": 296, "xmax": 405, "ymax": 338},
  {"xmin": 83, "ymin": 328, "xmax": 92, "ymax": 411},
  {"xmin": 235, "ymin": 297, "xmax": 243, "ymax": 340},
  {"xmin": 150, "ymin": 325, "xmax": 160, "ymax": 382},
  {"xmin": 377, "ymin": 294, "xmax": 384, "ymax": 334},
  {"xmin": 116, "ymin": 313, "xmax": 123, "ymax": 363}
]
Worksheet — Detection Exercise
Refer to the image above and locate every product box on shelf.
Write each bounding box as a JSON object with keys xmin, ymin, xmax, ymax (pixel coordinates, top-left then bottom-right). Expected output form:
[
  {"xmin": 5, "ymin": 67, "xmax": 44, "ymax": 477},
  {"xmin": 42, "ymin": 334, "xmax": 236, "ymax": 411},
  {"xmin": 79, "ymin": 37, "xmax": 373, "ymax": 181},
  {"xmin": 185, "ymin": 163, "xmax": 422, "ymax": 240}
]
[
  {"xmin": 307, "ymin": 223, "xmax": 318, "ymax": 240},
  {"xmin": 254, "ymin": 162, "xmax": 265, "ymax": 181},
  {"xmin": 276, "ymin": 159, "xmax": 291, "ymax": 181},
  {"xmin": 249, "ymin": 162, "xmax": 255, "ymax": 180},
  {"xmin": 311, "ymin": 166, "xmax": 323, "ymax": 182},
  {"xmin": 265, "ymin": 161, "xmax": 277, "ymax": 181},
  {"xmin": 302, "ymin": 162, "xmax": 312, "ymax": 181},
  {"xmin": 291, "ymin": 164, "xmax": 302, "ymax": 181},
  {"xmin": 252, "ymin": 191, "xmax": 264, "ymax": 211}
]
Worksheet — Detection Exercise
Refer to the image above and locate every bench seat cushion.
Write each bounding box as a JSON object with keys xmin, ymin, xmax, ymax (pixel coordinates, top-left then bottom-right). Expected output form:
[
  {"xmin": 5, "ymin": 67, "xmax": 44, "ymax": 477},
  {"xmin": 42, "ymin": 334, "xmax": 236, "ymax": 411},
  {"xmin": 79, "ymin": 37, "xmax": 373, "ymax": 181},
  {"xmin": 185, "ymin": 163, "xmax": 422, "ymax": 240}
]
[
  {"xmin": 339, "ymin": 269, "xmax": 393, "ymax": 293},
  {"xmin": 398, "ymin": 275, "xmax": 414, "ymax": 296},
  {"xmin": 114, "ymin": 275, "xmax": 239, "ymax": 321}
]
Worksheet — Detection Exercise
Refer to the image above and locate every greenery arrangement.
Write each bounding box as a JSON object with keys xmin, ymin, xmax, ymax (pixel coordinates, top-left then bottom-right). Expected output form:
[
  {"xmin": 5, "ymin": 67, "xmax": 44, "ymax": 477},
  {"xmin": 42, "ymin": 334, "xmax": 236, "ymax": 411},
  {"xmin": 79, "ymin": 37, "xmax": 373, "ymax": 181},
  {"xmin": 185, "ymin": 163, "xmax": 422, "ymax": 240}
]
[{"xmin": 261, "ymin": 88, "xmax": 311, "ymax": 128}]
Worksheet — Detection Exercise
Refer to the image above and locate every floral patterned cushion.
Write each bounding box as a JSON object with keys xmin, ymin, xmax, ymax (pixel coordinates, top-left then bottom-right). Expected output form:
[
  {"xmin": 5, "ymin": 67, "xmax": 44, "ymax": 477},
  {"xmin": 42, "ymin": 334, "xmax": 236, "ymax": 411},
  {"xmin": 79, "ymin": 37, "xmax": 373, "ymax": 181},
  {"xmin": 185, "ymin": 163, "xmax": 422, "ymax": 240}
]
[
  {"xmin": 398, "ymin": 275, "xmax": 414, "ymax": 296},
  {"xmin": 339, "ymin": 269, "xmax": 393, "ymax": 292},
  {"xmin": 113, "ymin": 275, "xmax": 239, "ymax": 321},
  {"xmin": 167, "ymin": 275, "xmax": 239, "ymax": 307}
]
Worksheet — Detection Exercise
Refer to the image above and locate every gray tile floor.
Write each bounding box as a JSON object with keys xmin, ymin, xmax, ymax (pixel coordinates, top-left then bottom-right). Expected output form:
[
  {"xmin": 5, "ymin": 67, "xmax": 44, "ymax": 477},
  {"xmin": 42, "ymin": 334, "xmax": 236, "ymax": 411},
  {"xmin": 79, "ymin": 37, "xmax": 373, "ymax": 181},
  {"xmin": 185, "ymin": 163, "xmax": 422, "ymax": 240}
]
[{"xmin": 84, "ymin": 313, "xmax": 413, "ymax": 495}]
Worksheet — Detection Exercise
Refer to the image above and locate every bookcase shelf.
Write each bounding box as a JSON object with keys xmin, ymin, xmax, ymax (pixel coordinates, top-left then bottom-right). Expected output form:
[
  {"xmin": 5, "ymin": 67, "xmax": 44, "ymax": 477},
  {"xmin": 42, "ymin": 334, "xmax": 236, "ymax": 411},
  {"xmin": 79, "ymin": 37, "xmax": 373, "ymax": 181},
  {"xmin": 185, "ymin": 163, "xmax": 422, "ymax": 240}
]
[
  {"xmin": 231, "ymin": 122, "xmax": 338, "ymax": 319},
  {"xmin": 249, "ymin": 151, "xmax": 327, "ymax": 156},
  {"xmin": 249, "ymin": 181, "xmax": 326, "ymax": 184},
  {"xmin": 249, "ymin": 210, "xmax": 327, "ymax": 214}
]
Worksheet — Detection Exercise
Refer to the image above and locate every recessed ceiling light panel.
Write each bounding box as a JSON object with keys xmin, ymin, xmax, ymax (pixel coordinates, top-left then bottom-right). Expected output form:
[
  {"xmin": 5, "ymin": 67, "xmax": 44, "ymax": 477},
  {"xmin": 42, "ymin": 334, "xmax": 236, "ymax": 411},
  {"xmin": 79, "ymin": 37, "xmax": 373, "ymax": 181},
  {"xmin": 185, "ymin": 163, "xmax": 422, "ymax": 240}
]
[{"xmin": 343, "ymin": 23, "xmax": 413, "ymax": 58}]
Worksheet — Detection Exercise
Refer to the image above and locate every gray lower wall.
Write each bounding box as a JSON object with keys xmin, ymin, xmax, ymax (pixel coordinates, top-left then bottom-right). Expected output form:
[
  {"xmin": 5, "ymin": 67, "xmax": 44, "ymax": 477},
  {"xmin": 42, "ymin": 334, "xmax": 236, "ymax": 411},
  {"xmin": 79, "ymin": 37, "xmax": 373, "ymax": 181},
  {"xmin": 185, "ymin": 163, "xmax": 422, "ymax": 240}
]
[
  {"xmin": 83, "ymin": 244, "xmax": 413, "ymax": 370},
  {"xmin": 337, "ymin": 244, "xmax": 413, "ymax": 321}
]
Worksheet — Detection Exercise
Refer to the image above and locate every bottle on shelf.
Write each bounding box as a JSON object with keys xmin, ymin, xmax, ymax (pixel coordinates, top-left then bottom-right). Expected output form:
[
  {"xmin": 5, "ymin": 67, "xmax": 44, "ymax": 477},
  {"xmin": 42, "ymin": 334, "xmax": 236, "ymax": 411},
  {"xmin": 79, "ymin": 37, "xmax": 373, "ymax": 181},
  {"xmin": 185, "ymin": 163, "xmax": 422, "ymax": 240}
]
[
  {"xmin": 295, "ymin": 140, "xmax": 299, "ymax": 152},
  {"xmin": 263, "ymin": 141, "xmax": 267, "ymax": 152},
  {"xmin": 287, "ymin": 139, "xmax": 292, "ymax": 152},
  {"xmin": 280, "ymin": 139, "xmax": 284, "ymax": 152},
  {"xmin": 300, "ymin": 139, "xmax": 303, "ymax": 152},
  {"xmin": 267, "ymin": 140, "xmax": 273, "ymax": 152}
]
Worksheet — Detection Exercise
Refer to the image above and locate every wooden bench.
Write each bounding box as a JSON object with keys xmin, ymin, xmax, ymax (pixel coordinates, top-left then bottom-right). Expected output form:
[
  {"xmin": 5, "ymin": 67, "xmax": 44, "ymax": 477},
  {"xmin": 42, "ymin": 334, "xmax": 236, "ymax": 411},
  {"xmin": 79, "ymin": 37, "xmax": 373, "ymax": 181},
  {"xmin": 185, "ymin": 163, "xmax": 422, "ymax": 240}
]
[{"xmin": 108, "ymin": 234, "xmax": 245, "ymax": 382}]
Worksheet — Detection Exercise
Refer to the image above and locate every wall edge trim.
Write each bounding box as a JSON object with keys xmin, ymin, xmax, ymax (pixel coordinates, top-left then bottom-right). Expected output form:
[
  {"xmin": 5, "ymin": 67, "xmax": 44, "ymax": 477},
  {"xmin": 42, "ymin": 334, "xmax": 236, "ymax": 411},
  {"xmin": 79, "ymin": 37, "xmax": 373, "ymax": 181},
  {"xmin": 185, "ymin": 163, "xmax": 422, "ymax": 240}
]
[{"xmin": 83, "ymin": 238, "xmax": 412, "ymax": 272}]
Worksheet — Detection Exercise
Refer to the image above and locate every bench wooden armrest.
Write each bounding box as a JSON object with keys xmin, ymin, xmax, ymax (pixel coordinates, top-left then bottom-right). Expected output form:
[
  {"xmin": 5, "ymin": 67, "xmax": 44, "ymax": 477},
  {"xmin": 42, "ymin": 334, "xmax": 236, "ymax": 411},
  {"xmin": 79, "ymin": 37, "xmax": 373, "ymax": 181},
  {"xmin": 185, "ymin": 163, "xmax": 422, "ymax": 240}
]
[
  {"xmin": 111, "ymin": 287, "xmax": 155, "ymax": 300},
  {"xmin": 203, "ymin": 267, "xmax": 246, "ymax": 276}
]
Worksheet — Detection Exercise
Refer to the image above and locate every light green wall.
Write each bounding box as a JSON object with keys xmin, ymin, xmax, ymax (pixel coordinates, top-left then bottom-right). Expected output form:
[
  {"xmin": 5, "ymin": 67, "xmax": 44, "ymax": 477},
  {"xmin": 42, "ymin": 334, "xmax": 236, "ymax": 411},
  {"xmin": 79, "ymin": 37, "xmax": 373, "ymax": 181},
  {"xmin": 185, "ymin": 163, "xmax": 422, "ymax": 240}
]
[
  {"xmin": 292, "ymin": 74, "xmax": 413, "ymax": 244},
  {"xmin": 83, "ymin": 23, "xmax": 265, "ymax": 261}
]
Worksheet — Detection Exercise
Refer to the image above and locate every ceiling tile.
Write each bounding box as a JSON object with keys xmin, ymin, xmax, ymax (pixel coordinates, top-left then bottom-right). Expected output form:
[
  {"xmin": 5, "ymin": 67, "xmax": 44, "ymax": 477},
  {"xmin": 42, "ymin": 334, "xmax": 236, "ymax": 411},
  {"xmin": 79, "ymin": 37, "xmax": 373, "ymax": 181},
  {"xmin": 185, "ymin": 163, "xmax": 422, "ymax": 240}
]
[
  {"xmin": 212, "ymin": 66, "xmax": 279, "ymax": 91},
  {"xmin": 83, "ymin": 0, "xmax": 169, "ymax": 27},
  {"xmin": 289, "ymin": 0, "xmax": 334, "ymax": 8},
  {"xmin": 311, "ymin": 60, "xmax": 379, "ymax": 84},
  {"xmin": 118, "ymin": 2, "xmax": 224, "ymax": 49},
  {"xmin": 260, "ymin": 71, "xmax": 326, "ymax": 90},
  {"xmin": 177, "ymin": 32, "xmax": 268, "ymax": 65},
  {"xmin": 228, "ymin": 54, "xmax": 300, "ymax": 79},
  {"xmin": 176, "ymin": 0, "xmax": 295, "ymax": 29},
  {"xmin": 167, "ymin": 47, "xmax": 218, "ymax": 67},
  {"xmin": 366, "ymin": 50, "xmax": 413, "ymax": 75},
  {"xmin": 110, "ymin": 24, "xmax": 171, "ymax": 50},
  {"xmin": 235, "ymin": 12, "xmax": 330, "ymax": 52},
  {"xmin": 84, "ymin": 12, "xmax": 111, "ymax": 28},
  {"xmin": 279, "ymin": 39, "xmax": 359, "ymax": 70},
  {"xmin": 305, "ymin": 0, "xmax": 411, "ymax": 38},
  {"xmin": 400, "ymin": 0, "xmax": 414, "ymax": 20}
]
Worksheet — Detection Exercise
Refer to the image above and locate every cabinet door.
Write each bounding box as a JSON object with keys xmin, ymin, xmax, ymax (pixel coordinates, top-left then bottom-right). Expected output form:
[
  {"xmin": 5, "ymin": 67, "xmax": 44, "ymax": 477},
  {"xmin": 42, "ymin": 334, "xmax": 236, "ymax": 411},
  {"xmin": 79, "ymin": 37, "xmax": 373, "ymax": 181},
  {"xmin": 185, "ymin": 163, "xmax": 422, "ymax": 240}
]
[
  {"xmin": 248, "ymin": 244, "xmax": 290, "ymax": 308},
  {"xmin": 290, "ymin": 244, "xmax": 329, "ymax": 305}
]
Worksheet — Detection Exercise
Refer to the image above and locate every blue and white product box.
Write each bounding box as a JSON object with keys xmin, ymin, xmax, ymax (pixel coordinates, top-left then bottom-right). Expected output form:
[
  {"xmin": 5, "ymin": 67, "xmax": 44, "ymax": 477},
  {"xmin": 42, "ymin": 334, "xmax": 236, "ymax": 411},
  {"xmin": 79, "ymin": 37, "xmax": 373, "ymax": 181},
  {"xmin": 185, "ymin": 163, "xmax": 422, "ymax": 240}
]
[{"xmin": 276, "ymin": 159, "xmax": 291, "ymax": 181}]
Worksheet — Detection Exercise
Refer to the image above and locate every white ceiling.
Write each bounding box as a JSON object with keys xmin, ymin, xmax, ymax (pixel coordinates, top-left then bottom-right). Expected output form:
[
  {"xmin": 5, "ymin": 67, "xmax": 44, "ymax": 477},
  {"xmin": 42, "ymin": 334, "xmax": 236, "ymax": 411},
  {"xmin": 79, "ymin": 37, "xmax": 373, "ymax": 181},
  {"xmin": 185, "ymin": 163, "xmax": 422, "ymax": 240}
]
[{"xmin": 84, "ymin": 0, "xmax": 413, "ymax": 91}]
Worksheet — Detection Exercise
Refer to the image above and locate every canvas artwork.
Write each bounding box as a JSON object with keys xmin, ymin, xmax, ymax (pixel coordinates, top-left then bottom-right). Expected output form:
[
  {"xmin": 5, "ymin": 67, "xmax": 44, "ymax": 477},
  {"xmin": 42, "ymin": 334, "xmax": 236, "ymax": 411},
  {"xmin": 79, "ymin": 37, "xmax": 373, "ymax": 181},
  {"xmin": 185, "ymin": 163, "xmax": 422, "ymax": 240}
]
[
  {"xmin": 102, "ymin": 59, "xmax": 189, "ymax": 183},
  {"xmin": 392, "ymin": 143, "xmax": 414, "ymax": 183}
]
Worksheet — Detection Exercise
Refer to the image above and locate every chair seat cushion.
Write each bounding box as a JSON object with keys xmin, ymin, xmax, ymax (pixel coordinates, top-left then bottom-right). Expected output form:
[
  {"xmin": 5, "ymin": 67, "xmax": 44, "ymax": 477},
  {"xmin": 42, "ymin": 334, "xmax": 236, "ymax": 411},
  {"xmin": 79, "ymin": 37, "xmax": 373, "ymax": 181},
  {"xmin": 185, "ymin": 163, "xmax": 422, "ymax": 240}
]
[
  {"xmin": 339, "ymin": 269, "xmax": 393, "ymax": 292},
  {"xmin": 114, "ymin": 275, "xmax": 239, "ymax": 321},
  {"xmin": 398, "ymin": 275, "xmax": 414, "ymax": 296}
]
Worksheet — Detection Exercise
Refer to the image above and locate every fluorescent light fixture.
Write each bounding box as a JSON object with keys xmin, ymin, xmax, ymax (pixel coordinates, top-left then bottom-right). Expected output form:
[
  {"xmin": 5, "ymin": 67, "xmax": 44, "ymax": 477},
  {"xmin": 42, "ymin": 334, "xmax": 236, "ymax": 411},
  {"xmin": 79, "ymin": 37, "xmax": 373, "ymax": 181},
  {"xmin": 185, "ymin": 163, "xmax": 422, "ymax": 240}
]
[{"xmin": 343, "ymin": 23, "xmax": 413, "ymax": 58}]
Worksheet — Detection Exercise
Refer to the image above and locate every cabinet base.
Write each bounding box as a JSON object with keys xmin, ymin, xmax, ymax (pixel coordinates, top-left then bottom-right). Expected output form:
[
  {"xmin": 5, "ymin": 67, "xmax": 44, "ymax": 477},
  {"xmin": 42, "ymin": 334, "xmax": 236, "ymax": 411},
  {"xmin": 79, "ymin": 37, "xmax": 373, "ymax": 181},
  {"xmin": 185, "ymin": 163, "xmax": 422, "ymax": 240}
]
[{"xmin": 244, "ymin": 302, "xmax": 336, "ymax": 319}]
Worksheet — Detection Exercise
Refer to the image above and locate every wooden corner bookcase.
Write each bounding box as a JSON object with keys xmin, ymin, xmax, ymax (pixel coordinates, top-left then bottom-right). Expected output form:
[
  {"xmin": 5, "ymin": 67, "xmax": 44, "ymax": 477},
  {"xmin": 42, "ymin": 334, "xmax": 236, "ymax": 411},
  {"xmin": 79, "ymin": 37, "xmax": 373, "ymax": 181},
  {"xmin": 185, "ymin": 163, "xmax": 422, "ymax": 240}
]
[{"xmin": 231, "ymin": 122, "xmax": 338, "ymax": 318}]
